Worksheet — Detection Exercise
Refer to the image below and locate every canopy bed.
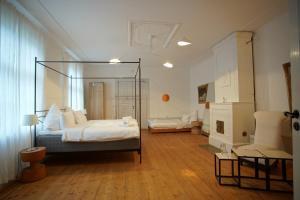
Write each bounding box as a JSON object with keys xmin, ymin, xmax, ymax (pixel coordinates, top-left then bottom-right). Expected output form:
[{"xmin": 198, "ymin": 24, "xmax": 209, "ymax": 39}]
[{"xmin": 33, "ymin": 57, "xmax": 142, "ymax": 163}]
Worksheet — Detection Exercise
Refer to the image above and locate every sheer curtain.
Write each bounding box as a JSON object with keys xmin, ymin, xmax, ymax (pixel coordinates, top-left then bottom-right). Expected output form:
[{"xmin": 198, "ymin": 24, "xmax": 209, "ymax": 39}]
[
  {"xmin": 75, "ymin": 64, "xmax": 84, "ymax": 110},
  {"xmin": 68, "ymin": 62, "xmax": 84, "ymax": 110},
  {"xmin": 0, "ymin": 1, "xmax": 44, "ymax": 184}
]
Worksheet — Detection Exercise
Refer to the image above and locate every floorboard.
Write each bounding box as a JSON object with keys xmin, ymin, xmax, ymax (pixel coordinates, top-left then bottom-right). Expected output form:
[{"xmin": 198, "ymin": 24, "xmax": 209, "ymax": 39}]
[{"xmin": 0, "ymin": 131, "xmax": 293, "ymax": 200}]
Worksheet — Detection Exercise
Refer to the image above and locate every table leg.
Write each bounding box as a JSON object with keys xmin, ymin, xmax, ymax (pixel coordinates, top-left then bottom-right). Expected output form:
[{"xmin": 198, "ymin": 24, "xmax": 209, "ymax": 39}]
[
  {"xmin": 255, "ymin": 158, "xmax": 259, "ymax": 178},
  {"xmin": 265, "ymin": 159, "xmax": 270, "ymax": 191},
  {"xmin": 219, "ymin": 159, "xmax": 221, "ymax": 184},
  {"xmin": 214, "ymin": 154, "xmax": 217, "ymax": 177},
  {"xmin": 238, "ymin": 157, "xmax": 241, "ymax": 187},
  {"xmin": 231, "ymin": 160, "xmax": 234, "ymax": 176},
  {"xmin": 282, "ymin": 159, "xmax": 287, "ymax": 181}
]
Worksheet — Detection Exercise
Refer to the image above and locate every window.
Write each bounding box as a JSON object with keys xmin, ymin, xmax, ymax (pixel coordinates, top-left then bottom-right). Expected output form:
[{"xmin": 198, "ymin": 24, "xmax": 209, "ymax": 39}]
[{"xmin": 0, "ymin": 1, "xmax": 44, "ymax": 184}]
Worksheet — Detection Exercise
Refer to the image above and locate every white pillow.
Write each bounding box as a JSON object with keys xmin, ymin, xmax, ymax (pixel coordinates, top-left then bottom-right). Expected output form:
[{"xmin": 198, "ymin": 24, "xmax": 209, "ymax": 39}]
[
  {"xmin": 73, "ymin": 111, "xmax": 87, "ymax": 124},
  {"xmin": 60, "ymin": 111, "xmax": 76, "ymax": 128},
  {"xmin": 181, "ymin": 114, "xmax": 190, "ymax": 124},
  {"xmin": 189, "ymin": 110, "xmax": 198, "ymax": 123},
  {"xmin": 44, "ymin": 104, "xmax": 62, "ymax": 130},
  {"xmin": 122, "ymin": 116, "xmax": 133, "ymax": 120}
]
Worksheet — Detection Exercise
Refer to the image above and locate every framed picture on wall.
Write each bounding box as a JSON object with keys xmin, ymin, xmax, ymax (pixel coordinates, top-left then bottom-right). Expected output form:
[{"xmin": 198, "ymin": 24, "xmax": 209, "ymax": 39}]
[{"xmin": 198, "ymin": 84, "xmax": 208, "ymax": 104}]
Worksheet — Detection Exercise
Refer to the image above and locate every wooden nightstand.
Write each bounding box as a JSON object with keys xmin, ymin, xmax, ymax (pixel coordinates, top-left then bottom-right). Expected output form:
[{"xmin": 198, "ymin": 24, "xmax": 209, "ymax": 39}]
[
  {"xmin": 20, "ymin": 147, "xmax": 46, "ymax": 182},
  {"xmin": 191, "ymin": 121, "xmax": 203, "ymax": 134}
]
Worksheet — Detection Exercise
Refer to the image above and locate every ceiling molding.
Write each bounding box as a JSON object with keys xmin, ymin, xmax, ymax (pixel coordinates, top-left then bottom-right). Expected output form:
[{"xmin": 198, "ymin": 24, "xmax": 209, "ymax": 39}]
[
  {"xmin": 11, "ymin": 0, "xmax": 83, "ymax": 61},
  {"xmin": 8, "ymin": 0, "xmax": 47, "ymax": 32},
  {"xmin": 38, "ymin": 0, "xmax": 87, "ymax": 60}
]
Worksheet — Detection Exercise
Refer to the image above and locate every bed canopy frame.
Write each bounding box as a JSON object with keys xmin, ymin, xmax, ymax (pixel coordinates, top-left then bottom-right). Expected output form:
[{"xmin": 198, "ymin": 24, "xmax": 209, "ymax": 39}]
[{"xmin": 34, "ymin": 57, "xmax": 142, "ymax": 163}]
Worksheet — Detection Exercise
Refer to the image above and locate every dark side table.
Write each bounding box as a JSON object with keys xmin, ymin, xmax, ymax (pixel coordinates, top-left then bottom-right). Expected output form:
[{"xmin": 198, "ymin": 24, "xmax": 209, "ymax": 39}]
[{"xmin": 215, "ymin": 152, "xmax": 238, "ymax": 186}]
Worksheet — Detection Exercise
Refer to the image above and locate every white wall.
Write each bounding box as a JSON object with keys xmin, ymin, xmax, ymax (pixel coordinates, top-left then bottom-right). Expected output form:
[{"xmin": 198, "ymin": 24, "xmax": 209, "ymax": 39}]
[
  {"xmin": 253, "ymin": 12, "xmax": 290, "ymax": 111},
  {"xmin": 42, "ymin": 36, "xmax": 82, "ymax": 110},
  {"xmin": 42, "ymin": 36, "xmax": 67, "ymax": 109},
  {"xmin": 83, "ymin": 65, "xmax": 190, "ymax": 119},
  {"xmin": 189, "ymin": 55, "xmax": 215, "ymax": 119},
  {"xmin": 145, "ymin": 67, "xmax": 190, "ymax": 118},
  {"xmin": 189, "ymin": 12, "xmax": 290, "ymax": 115}
]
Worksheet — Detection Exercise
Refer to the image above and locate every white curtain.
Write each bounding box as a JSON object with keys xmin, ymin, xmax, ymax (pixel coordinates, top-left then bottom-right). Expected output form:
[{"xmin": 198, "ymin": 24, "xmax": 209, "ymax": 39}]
[
  {"xmin": 68, "ymin": 62, "xmax": 84, "ymax": 110},
  {"xmin": 75, "ymin": 64, "xmax": 84, "ymax": 110},
  {"xmin": 0, "ymin": 1, "xmax": 44, "ymax": 184}
]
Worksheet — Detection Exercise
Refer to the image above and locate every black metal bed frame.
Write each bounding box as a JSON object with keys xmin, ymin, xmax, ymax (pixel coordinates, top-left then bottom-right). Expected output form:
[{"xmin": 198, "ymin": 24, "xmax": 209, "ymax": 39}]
[{"xmin": 34, "ymin": 57, "xmax": 142, "ymax": 163}]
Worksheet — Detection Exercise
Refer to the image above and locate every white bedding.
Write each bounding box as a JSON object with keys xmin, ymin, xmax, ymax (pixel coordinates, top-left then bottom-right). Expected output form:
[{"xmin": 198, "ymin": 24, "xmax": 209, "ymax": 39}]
[
  {"xmin": 148, "ymin": 118, "xmax": 191, "ymax": 129},
  {"xmin": 39, "ymin": 119, "xmax": 140, "ymax": 142},
  {"xmin": 39, "ymin": 129, "xmax": 64, "ymax": 135}
]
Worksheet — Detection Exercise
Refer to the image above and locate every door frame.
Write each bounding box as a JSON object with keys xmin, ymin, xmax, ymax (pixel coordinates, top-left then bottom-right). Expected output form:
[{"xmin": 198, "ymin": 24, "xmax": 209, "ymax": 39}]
[
  {"xmin": 289, "ymin": 0, "xmax": 300, "ymax": 199},
  {"xmin": 115, "ymin": 79, "xmax": 150, "ymax": 128}
]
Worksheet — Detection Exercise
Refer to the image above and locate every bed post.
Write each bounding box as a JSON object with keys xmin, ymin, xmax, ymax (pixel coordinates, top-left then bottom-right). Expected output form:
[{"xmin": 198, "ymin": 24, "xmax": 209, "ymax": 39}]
[
  {"xmin": 70, "ymin": 75, "xmax": 73, "ymax": 108},
  {"xmin": 138, "ymin": 58, "xmax": 142, "ymax": 164},
  {"xmin": 34, "ymin": 59, "xmax": 142, "ymax": 163},
  {"xmin": 34, "ymin": 57, "xmax": 37, "ymax": 147},
  {"xmin": 134, "ymin": 74, "xmax": 137, "ymax": 119}
]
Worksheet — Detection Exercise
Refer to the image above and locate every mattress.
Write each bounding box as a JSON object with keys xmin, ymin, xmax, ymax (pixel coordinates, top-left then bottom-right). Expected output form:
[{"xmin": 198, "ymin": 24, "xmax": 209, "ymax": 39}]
[
  {"xmin": 39, "ymin": 129, "xmax": 64, "ymax": 135},
  {"xmin": 36, "ymin": 134, "xmax": 140, "ymax": 153},
  {"xmin": 148, "ymin": 118, "xmax": 191, "ymax": 129},
  {"xmin": 38, "ymin": 119, "xmax": 140, "ymax": 142}
]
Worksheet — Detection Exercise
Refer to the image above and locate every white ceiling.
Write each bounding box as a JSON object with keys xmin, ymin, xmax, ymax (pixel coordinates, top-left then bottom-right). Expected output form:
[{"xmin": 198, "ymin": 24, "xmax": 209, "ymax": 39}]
[{"xmin": 18, "ymin": 0, "xmax": 288, "ymax": 68}]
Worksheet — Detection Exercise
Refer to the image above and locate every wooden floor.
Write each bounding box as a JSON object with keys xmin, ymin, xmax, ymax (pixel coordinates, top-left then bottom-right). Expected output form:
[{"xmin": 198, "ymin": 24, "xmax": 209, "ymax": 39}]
[{"xmin": 0, "ymin": 131, "xmax": 293, "ymax": 200}]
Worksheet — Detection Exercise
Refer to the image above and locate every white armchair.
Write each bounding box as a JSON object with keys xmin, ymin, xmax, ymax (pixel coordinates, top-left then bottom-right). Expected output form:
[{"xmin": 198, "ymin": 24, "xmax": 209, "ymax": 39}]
[{"xmin": 237, "ymin": 111, "xmax": 291, "ymax": 164}]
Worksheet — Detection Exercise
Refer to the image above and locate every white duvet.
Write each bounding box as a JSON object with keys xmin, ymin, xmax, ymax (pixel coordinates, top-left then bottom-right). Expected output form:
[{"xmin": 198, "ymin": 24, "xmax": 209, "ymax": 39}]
[
  {"xmin": 61, "ymin": 120, "xmax": 139, "ymax": 142},
  {"xmin": 148, "ymin": 118, "xmax": 191, "ymax": 129}
]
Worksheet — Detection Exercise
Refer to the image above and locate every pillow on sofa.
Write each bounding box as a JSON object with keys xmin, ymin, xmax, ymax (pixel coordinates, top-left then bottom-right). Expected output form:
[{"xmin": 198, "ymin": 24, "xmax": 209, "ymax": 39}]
[{"xmin": 44, "ymin": 104, "xmax": 62, "ymax": 130}]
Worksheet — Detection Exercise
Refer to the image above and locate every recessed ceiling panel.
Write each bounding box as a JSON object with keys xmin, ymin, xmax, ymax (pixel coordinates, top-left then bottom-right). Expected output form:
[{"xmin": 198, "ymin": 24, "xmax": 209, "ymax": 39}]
[{"xmin": 129, "ymin": 20, "xmax": 180, "ymax": 51}]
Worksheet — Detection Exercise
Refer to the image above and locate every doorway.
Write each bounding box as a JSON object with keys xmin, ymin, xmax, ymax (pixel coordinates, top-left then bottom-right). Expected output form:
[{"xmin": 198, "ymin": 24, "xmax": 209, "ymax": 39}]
[{"xmin": 115, "ymin": 79, "xmax": 149, "ymax": 129}]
